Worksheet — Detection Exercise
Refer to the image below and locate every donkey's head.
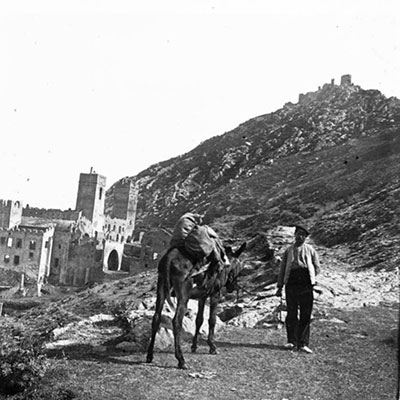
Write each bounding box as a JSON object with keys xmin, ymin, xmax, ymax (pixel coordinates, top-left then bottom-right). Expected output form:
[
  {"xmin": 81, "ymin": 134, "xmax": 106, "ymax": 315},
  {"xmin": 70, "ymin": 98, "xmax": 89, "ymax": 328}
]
[{"xmin": 223, "ymin": 242, "xmax": 247, "ymax": 293}]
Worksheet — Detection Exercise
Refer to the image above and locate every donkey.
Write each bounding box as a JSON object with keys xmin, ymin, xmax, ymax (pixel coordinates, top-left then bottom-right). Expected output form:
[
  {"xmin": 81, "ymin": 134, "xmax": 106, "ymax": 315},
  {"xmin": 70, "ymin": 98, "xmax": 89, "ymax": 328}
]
[{"xmin": 146, "ymin": 242, "xmax": 246, "ymax": 369}]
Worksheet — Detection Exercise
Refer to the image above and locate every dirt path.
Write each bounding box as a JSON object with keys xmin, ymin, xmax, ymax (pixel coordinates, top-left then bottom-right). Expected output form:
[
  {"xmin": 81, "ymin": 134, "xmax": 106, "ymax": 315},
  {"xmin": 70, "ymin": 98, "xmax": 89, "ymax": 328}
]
[
  {"xmin": 50, "ymin": 305, "xmax": 398, "ymax": 400},
  {"xmin": 2, "ymin": 236, "xmax": 398, "ymax": 400}
]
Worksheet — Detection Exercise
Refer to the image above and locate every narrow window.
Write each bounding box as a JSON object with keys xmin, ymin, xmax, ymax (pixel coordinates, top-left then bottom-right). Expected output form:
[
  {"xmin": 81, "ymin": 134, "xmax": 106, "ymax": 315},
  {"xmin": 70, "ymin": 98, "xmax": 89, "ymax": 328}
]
[
  {"xmin": 29, "ymin": 240, "xmax": 36, "ymax": 250},
  {"xmin": 4, "ymin": 254, "xmax": 10, "ymax": 263},
  {"xmin": 14, "ymin": 255, "xmax": 20, "ymax": 265},
  {"xmin": 54, "ymin": 258, "xmax": 59, "ymax": 268},
  {"xmin": 29, "ymin": 252, "xmax": 34, "ymax": 260},
  {"xmin": 7, "ymin": 237, "xmax": 13, "ymax": 248},
  {"xmin": 45, "ymin": 241, "xmax": 49, "ymax": 248},
  {"xmin": 16, "ymin": 238, "xmax": 22, "ymax": 248},
  {"xmin": 99, "ymin": 187, "xmax": 103, "ymax": 200},
  {"xmin": 58, "ymin": 244, "xmax": 62, "ymax": 249},
  {"xmin": 0, "ymin": 237, "xmax": 5, "ymax": 245}
]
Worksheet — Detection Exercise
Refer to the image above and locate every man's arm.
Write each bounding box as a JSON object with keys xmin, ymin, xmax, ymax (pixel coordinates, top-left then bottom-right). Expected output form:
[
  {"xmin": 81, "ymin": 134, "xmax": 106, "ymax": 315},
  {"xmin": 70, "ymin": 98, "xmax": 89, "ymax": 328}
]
[
  {"xmin": 312, "ymin": 248, "xmax": 321, "ymax": 276},
  {"xmin": 276, "ymin": 249, "xmax": 288, "ymax": 296}
]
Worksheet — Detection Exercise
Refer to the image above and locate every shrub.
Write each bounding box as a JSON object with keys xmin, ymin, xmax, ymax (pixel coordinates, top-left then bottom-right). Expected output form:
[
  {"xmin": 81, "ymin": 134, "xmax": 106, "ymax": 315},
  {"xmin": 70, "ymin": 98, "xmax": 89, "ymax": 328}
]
[
  {"xmin": 0, "ymin": 324, "xmax": 93, "ymax": 399},
  {"xmin": 0, "ymin": 342, "xmax": 48, "ymax": 395},
  {"xmin": 15, "ymin": 386, "xmax": 79, "ymax": 400},
  {"xmin": 108, "ymin": 300, "xmax": 132, "ymax": 335},
  {"xmin": 13, "ymin": 381, "xmax": 93, "ymax": 400}
]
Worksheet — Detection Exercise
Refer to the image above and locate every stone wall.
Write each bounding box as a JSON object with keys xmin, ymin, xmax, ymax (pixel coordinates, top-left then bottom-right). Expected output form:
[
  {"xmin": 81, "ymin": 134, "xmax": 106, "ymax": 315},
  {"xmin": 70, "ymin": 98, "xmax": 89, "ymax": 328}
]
[
  {"xmin": 119, "ymin": 228, "xmax": 171, "ymax": 275},
  {"xmin": 103, "ymin": 239, "xmax": 124, "ymax": 272},
  {"xmin": 110, "ymin": 179, "xmax": 138, "ymax": 223},
  {"xmin": 75, "ymin": 172, "xmax": 106, "ymax": 232},
  {"xmin": 340, "ymin": 74, "xmax": 352, "ymax": 86},
  {"xmin": 67, "ymin": 239, "xmax": 104, "ymax": 286},
  {"xmin": 49, "ymin": 228, "xmax": 73, "ymax": 285},
  {"xmin": 139, "ymin": 228, "xmax": 171, "ymax": 270},
  {"xmin": 103, "ymin": 215, "xmax": 134, "ymax": 244},
  {"xmin": 121, "ymin": 243, "xmax": 141, "ymax": 273},
  {"xmin": 0, "ymin": 200, "xmax": 23, "ymax": 229},
  {"xmin": 23, "ymin": 206, "xmax": 81, "ymax": 221},
  {"xmin": 0, "ymin": 225, "xmax": 54, "ymax": 293}
]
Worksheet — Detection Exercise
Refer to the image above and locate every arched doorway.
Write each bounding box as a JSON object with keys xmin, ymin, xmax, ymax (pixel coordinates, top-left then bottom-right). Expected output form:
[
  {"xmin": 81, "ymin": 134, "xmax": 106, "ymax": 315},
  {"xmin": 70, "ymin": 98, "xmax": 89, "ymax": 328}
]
[{"xmin": 107, "ymin": 250, "xmax": 119, "ymax": 271}]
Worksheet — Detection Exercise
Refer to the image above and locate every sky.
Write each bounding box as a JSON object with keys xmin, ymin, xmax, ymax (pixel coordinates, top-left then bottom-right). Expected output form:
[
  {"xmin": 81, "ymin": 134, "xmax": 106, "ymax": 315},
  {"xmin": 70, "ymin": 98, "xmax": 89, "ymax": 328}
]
[{"xmin": 0, "ymin": 0, "xmax": 399, "ymax": 210}]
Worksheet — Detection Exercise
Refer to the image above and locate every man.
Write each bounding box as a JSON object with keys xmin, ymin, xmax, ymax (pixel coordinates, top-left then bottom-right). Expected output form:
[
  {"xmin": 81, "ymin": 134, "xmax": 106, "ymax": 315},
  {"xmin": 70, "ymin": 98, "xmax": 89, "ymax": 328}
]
[
  {"xmin": 276, "ymin": 224, "xmax": 320, "ymax": 354},
  {"xmin": 169, "ymin": 212, "xmax": 230, "ymax": 274}
]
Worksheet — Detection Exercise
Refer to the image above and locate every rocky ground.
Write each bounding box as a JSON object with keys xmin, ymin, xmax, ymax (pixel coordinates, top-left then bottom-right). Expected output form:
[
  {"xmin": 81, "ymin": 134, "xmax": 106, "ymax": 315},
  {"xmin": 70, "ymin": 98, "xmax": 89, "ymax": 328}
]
[
  {"xmin": 3, "ymin": 226, "xmax": 396, "ymax": 355},
  {"xmin": 0, "ymin": 226, "xmax": 398, "ymax": 400}
]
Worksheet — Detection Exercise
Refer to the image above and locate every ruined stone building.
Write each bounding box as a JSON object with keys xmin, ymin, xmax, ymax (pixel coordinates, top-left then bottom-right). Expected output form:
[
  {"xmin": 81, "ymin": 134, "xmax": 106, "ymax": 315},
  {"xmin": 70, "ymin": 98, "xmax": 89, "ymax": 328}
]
[
  {"xmin": 298, "ymin": 74, "xmax": 353, "ymax": 104},
  {"xmin": 0, "ymin": 200, "xmax": 54, "ymax": 292},
  {"xmin": 123, "ymin": 228, "xmax": 171, "ymax": 272},
  {"xmin": 0, "ymin": 170, "xmax": 170, "ymax": 293}
]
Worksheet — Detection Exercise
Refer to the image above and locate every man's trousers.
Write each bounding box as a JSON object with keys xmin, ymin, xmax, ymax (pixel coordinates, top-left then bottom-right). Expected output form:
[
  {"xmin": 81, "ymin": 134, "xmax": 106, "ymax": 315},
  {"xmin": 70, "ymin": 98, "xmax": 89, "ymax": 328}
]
[{"xmin": 285, "ymin": 284, "xmax": 314, "ymax": 348}]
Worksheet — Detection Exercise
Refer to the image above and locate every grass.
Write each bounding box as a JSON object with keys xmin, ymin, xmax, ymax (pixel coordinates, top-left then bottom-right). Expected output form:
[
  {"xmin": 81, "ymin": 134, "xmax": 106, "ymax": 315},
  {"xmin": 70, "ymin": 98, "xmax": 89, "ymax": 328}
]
[{"xmin": 8, "ymin": 303, "xmax": 396, "ymax": 400}]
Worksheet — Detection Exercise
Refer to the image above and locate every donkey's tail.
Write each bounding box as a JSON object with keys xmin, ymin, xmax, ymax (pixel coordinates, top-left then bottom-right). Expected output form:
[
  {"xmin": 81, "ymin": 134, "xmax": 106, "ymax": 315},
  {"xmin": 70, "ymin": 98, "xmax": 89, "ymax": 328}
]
[{"xmin": 165, "ymin": 273, "xmax": 175, "ymax": 311}]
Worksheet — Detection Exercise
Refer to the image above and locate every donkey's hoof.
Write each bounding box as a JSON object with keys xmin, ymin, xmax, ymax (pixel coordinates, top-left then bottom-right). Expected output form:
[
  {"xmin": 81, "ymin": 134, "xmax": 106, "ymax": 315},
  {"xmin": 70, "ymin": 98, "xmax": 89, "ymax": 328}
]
[
  {"xmin": 191, "ymin": 347, "xmax": 197, "ymax": 353},
  {"xmin": 146, "ymin": 356, "xmax": 153, "ymax": 363},
  {"xmin": 209, "ymin": 348, "xmax": 218, "ymax": 355},
  {"xmin": 178, "ymin": 362, "xmax": 188, "ymax": 370}
]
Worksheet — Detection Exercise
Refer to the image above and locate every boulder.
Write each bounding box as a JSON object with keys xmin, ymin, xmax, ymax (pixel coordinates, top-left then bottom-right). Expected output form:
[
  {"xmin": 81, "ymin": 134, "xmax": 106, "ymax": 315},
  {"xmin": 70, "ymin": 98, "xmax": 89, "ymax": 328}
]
[
  {"xmin": 46, "ymin": 299, "xmax": 223, "ymax": 352},
  {"xmin": 218, "ymin": 305, "xmax": 243, "ymax": 322},
  {"xmin": 128, "ymin": 299, "xmax": 223, "ymax": 351}
]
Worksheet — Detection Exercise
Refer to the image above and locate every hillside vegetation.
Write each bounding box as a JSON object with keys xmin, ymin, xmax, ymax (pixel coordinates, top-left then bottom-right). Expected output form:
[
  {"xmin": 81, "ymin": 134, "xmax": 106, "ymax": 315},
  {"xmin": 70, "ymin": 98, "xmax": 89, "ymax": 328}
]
[
  {"xmin": 108, "ymin": 78, "xmax": 400, "ymax": 271},
  {"xmin": 1, "ymin": 77, "xmax": 399, "ymax": 400}
]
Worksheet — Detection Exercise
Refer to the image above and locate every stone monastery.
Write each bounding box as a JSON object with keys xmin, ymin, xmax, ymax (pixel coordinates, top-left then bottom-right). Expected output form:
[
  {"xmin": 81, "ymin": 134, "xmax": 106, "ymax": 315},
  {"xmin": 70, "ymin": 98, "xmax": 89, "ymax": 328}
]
[{"xmin": 0, "ymin": 170, "xmax": 170, "ymax": 294}]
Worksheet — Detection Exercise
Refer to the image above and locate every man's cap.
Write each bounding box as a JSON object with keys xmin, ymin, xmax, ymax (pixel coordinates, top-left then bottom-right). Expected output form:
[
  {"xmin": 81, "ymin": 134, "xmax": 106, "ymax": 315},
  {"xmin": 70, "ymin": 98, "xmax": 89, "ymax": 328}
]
[{"xmin": 294, "ymin": 224, "xmax": 310, "ymax": 236}]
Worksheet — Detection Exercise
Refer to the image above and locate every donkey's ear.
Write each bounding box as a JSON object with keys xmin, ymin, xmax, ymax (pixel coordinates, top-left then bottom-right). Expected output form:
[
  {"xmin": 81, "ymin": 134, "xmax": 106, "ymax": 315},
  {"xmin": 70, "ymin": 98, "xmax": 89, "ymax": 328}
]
[
  {"xmin": 234, "ymin": 242, "xmax": 247, "ymax": 258},
  {"xmin": 224, "ymin": 245, "xmax": 234, "ymax": 256}
]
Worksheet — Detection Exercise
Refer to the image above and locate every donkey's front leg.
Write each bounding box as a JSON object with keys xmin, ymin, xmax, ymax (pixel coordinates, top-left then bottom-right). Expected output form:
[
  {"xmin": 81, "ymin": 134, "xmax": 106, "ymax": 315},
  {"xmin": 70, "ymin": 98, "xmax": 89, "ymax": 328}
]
[
  {"xmin": 207, "ymin": 293, "xmax": 220, "ymax": 355},
  {"xmin": 191, "ymin": 297, "xmax": 206, "ymax": 353}
]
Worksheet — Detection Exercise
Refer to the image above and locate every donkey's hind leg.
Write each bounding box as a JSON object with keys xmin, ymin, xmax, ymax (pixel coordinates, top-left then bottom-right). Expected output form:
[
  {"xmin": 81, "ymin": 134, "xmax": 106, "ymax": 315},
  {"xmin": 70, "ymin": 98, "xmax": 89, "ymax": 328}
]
[
  {"xmin": 191, "ymin": 297, "xmax": 206, "ymax": 353},
  {"xmin": 207, "ymin": 292, "xmax": 220, "ymax": 355},
  {"xmin": 146, "ymin": 279, "xmax": 166, "ymax": 363},
  {"xmin": 173, "ymin": 296, "xmax": 190, "ymax": 369},
  {"xmin": 172, "ymin": 278, "xmax": 191, "ymax": 369}
]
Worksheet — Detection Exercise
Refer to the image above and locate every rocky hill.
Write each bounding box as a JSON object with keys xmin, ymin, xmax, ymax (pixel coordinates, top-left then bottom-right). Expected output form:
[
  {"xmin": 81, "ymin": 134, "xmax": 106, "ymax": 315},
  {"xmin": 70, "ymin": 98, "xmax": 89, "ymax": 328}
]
[{"xmin": 107, "ymin": 76, "xmax": 400, "ymax": 271}]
